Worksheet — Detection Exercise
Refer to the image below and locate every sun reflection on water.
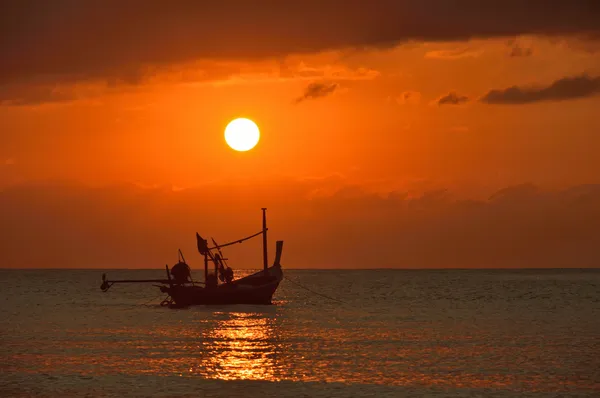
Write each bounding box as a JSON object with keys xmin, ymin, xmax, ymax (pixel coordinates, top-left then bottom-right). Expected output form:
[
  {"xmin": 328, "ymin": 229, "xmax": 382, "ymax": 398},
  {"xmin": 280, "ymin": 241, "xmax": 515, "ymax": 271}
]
[{"xmin": 197, "ymin": 312, "xmax": 281, "ymax": 381}]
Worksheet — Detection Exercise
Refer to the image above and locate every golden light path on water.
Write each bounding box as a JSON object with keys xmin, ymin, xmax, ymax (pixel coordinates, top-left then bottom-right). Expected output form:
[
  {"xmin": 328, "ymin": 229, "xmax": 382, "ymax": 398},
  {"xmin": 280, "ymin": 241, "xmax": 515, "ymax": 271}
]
[
  {"xmin": 113, "ymin": 308, "xmax": 287, "ymax": 382},
  {"xmin": 199, "ymin": 312, "xmax": 278, "ymax": 381}
]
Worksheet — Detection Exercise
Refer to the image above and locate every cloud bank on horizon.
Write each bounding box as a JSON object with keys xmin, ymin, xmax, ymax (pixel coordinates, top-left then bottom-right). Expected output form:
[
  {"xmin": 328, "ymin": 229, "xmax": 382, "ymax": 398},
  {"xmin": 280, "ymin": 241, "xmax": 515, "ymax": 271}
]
[{"xmin": 1, "ymin": 180, "xmax": 599, "ymax": 269}]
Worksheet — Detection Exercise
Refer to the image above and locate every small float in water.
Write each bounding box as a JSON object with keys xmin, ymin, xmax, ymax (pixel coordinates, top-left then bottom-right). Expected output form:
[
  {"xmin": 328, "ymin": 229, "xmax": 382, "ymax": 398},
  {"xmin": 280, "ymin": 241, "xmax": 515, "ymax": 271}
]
[{"xmin": 100, "ymin": 208, "xmax": 283, "ymax": 308}]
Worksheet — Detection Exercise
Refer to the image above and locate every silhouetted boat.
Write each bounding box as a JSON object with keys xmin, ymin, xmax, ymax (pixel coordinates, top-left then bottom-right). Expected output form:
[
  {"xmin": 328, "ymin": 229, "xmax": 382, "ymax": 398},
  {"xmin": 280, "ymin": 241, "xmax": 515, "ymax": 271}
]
[{"xmin": 100, "ymin": 208, "xmax": 284, "ymax": 307}]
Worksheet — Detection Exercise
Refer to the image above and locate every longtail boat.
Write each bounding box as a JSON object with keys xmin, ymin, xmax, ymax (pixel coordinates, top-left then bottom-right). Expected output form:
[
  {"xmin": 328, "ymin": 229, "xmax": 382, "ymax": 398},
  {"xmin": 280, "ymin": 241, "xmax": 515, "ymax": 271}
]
[{"xmin": 100, "ymin": 208, "xmax": 283, "ymax": 307}]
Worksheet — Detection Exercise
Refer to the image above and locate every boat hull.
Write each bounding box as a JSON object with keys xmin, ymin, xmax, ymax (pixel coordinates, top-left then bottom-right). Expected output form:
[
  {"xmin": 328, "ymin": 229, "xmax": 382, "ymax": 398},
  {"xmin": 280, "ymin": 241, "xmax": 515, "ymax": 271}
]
[{"xmin": 164, "ymin": 264, "xmax": 283, "ymax": 306}]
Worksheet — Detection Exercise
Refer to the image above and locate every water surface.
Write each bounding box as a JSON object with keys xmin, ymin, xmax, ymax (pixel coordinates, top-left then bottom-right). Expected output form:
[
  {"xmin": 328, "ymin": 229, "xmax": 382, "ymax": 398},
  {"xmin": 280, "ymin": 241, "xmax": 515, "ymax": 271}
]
[{"xmin": 1, "ymin": 269, "xmax": 599, "ymax": 397}]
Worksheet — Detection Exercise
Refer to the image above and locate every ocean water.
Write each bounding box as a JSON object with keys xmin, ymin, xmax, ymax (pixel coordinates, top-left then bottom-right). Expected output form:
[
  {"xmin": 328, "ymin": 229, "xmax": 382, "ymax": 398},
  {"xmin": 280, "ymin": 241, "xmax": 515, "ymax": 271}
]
[{"xmin": 1, "ymin": 268, "xmax": 599, "ymax": 397}]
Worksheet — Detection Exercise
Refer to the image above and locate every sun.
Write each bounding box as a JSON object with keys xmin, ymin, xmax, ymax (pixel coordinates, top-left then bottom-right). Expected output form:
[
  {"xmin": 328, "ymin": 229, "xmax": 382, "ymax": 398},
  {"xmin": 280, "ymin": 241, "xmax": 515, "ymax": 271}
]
[{"xmin": 224, "ymin": 118, "xmax": 260, "ymax": 151}]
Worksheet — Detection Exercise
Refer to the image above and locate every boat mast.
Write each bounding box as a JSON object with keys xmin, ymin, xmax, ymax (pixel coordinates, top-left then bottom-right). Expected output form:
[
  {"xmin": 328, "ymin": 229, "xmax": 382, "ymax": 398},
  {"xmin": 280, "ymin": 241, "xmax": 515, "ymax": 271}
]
[{"xmin": 262, "ymin": 208, "xmax": 269, "ymax": 276}]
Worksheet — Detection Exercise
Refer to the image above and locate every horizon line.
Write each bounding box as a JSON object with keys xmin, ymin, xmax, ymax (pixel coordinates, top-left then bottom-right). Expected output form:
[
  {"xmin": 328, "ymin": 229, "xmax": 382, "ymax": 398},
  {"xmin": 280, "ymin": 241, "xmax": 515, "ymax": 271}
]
[{"xmin": 1, "ymin": 267, "xmax": 598, "ymax": 271}]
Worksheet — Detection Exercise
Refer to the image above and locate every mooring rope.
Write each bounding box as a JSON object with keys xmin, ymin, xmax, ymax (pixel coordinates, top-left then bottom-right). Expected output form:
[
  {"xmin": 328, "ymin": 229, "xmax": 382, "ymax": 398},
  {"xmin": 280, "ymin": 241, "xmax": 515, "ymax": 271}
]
[
  {"xmin": 283, "ymin": 275, "xmax": 388, "ymax": 316},
  {"xmin": 283, "ymin": 275, "xmax": 348, "ymax": 304},
  {"xmin": 139, "ymin": 292, "xmax": 168, "ymax": 307}
]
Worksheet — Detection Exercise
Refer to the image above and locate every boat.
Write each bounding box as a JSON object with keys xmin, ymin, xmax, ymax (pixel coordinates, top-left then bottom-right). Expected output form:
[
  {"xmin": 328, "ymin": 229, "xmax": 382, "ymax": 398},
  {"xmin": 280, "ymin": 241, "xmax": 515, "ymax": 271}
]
[{"xmin": 100, "ymin": 208, "xmax": 284, "ymax": 307}]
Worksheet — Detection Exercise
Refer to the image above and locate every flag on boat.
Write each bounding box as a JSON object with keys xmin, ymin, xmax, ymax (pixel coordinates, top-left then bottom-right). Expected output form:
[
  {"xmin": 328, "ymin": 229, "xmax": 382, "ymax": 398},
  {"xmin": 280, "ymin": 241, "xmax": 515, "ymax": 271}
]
[{"xmin": 196, "ymin": 233, "xmax": 209, "ymax": 255}]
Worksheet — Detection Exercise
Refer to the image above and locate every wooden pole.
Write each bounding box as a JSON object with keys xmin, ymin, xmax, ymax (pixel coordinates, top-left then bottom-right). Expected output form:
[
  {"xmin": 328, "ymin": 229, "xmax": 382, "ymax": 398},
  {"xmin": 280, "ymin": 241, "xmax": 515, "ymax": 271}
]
[
  {"xmin": 101, "ymin": 278, "xmax": 205, "ymax": 285},
  {"xmin": 165, "ymin": 265, "xmax": 173, "ymax": 289},
  {"xmin": 204, "ymin": 247, "xmax": 208, "ymax": 283},
  {"xmin": 262, "ymin": 208, "xmax": 268, "ymax": 276},
  {"xmin": 214, "ymin": 253, "xmax": 218, "ymax": 278}
]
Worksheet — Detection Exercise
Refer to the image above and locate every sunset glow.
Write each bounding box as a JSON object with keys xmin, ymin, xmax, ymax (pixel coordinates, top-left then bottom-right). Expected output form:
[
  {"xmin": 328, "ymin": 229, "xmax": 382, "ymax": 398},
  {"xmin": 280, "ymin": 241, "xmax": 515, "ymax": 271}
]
[
  {"xmin": 1, "ymin": 3, "xmax": 599, "ymax": 269},
  {"xmin": 4, "ymin": 5, "xmax": 600, "ymax": 398}
]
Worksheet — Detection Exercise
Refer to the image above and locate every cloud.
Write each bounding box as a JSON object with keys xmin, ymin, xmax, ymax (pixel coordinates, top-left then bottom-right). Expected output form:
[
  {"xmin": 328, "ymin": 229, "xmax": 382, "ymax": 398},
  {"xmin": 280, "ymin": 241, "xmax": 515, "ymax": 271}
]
[
  {"xmin": 1, "ymin": 1, "xmax": 599, "ymax": 86},
  {"xmin": 294, "ymin": 82, "xmax": 338, "ymax": 104},
  {"xmin": 0, "ymin": 84, "xmax": 78, "ymax": 106},
  {"xmin": 480, "ymin": 74, "xmax": 600, "ymax": 104},
  {"xmin": 424, "ymin": 48, "xmax": 482, "ymax": 60},
  {"xmin": 0, "ymin": 58, "xmax": 379, "ymax": 106},
  {"xmin": 505, "ymin": 37, "xmax": 534, "ymax": 57},
  {"xmin": 1, "ymin": 180, "xmax": 599, "ymax": 268},
  {"xmin": 396, "ymin": 91, "xmax": 421, "ymax": 105},
  {"xmin": 201, "ymin": 59, "xmax": 381, "ymax": 86},
  {"xmin": 281, "ymin": 62, "xmax": 380, "ymax": 82},
  {"xmin": 508, "ymin": 44, "xmax": 534, "ymax": 57},
  {"xmin": 562, "ymin": 36, "xmax": 600, "ymax": 54},
  {"xmin": 435, "ymin": 92, "xmax": 469, "ymax": 106}
]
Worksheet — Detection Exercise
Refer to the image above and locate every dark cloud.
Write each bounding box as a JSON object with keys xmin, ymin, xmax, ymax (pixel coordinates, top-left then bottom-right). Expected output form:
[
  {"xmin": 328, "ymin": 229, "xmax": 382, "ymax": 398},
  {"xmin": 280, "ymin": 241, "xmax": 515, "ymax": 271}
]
[
  {"xmin": 1, "ymin": 1, "xmax": 599, "ymax": 85},
  {"xmin": 294, "ymin": 82, "xmax": 338, "ymax": 104},
  {"xmin": 396, "ymin": 91, "xmax": 421, "ymax": 105},
  {"xmin": 0, "ymin": 84, "xmax": 76, "ymax": 106},
  {"xmin": 509, "ymin": 45, "xmax": 534, "ymax": 57},
  {"xmin": 1, "ymin": 180, "xmax": 599, "ymax": 268},
  {"xmin": 481, "ymin": 74, "xmax": 600, "ymax": 104},
  {"xmin": 436, "ymin": 92, "xmax": 469, "ymax": 106}
]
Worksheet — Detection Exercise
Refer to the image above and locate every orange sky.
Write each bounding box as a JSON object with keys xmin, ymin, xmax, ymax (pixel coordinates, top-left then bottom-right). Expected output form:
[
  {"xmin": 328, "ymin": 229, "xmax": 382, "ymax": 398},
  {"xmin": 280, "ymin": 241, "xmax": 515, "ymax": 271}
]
[{"xmin": 1, "ymin": 2, "xmax": 600, "ymax": 268}]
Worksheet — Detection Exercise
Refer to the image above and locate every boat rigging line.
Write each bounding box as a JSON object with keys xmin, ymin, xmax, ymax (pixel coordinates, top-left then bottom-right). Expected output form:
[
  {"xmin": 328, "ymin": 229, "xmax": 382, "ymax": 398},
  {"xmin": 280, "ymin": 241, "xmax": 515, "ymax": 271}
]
[
  {"xmin": 207, "ymin": 229, "xmax": 267, "ymax": 251},
  {"xmin": 283, "ymin": 275, "xmax": 347, "ymax": 304}
]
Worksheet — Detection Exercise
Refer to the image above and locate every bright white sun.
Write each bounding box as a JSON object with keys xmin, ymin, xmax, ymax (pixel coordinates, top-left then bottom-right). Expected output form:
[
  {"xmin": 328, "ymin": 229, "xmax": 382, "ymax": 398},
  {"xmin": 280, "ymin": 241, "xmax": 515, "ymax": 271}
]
[{"xmin": 224, "ymin": 118, "xmax": 260, "ymax": 151}]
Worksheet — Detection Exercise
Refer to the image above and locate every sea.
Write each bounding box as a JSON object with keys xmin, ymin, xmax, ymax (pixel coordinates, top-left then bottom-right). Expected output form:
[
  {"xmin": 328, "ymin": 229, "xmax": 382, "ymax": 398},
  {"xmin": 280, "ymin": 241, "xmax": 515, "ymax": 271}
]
[{"xmin": 1, "ymin": 269, "xmax": 599, "ymax": 397}]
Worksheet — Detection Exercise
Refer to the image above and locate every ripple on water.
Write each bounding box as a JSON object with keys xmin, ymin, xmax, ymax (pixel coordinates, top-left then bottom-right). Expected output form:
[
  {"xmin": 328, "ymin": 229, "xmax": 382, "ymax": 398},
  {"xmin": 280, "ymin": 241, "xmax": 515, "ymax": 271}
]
[{"xmin": 1, "ymin": 269, "xmax": 599, "ymax": 397}]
